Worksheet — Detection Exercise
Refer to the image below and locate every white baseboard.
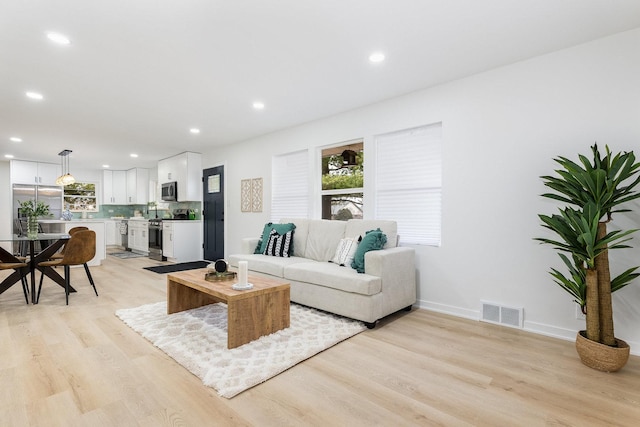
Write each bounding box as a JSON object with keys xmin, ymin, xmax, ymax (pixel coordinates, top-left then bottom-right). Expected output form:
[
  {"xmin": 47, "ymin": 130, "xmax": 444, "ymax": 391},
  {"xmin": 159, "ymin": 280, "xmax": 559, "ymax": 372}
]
[
  {"xmin": 522, "ymin": 321, "xmax": 577, "ymax": 342},
  {"xmin": 417, "ymin": 300, "xmax": 640, "ymax": 356},
  {"xmin": 417, "ymin": 299, "xmax": 479, "ymax": 320},
  {"xmin": 524, "ymin": 321, "xmax": 640, "ymax": 356}
]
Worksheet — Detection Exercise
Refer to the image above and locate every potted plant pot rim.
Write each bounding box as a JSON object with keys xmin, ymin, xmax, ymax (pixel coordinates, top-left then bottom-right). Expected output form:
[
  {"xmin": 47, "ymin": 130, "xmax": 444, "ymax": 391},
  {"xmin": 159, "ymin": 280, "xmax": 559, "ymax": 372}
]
[{"xmin": 575, "ymin": 331, "xmax": 630, "ymax": 372}]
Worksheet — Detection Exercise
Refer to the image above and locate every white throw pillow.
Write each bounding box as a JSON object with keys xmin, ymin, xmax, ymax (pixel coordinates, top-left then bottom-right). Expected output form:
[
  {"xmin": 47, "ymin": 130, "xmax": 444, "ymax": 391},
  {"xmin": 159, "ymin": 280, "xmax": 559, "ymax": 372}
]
[{"xmin": 330, "ymin": 237, "xmax": 358, "ymax": 267}]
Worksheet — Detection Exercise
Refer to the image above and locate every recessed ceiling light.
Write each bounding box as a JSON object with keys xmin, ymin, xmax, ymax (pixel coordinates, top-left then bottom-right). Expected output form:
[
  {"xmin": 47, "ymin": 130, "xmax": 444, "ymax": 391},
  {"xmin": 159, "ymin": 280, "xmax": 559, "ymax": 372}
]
[
  {"xmin": 4, "ymin": 154, "xmax": 14, "ymax": 159},
  {"xmin": 26, "ymin": 91, "xmax": 44, "ymax": 100},
  {"xmin": 10, "ymin": 137, "xmax": 22, "ymax": 143},
  {"xmin": 369, "ymin": 52, "xmax": 385, "ymax": 63},
  {"xmin": 190, "ymin": 128, "xmax": 200, "ymax": 134},
  {"xmin": 102, "ymin": 164, "xmax": 110, "ymax": 168},
  {"xmin": 46, "ymin": 32, "xmax": 71, "ymax": 45},
  {"xmin": 252, "ymin": 101, "xmax": 265, "ymax": 110},
  {"xmin": 130, "ymin": 153, "xmax": 138, "ymax": 158}
]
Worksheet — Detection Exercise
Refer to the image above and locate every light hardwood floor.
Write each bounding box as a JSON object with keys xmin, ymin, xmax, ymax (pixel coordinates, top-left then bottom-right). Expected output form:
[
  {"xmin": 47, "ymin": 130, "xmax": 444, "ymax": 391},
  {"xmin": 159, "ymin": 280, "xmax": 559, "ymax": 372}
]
[{"xmin": 1, "ymin": 251, "xmax": 639, "ymax": 426}]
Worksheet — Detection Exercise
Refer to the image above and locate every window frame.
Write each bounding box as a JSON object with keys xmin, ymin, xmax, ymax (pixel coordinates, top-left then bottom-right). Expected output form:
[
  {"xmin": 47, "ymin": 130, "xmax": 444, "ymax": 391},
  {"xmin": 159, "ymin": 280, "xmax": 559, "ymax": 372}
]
[
  {"xmin": 63, "ymin": 181, "xmax": 99, "ymax": 212},
  {"xmin": 320, "ymin": 139, "xmax": 364, "ymax": 221}
]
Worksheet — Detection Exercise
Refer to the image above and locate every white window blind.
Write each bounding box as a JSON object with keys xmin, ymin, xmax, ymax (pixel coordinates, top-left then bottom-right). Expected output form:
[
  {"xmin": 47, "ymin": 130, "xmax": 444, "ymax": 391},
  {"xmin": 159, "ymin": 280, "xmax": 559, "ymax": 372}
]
[
  {"xmin": 271, "ymin": 149, "xmax": 309, "ymax": 221},
  {"xmin": 375, "ymin": 123, "xmax": 442, "ymax": 246}
]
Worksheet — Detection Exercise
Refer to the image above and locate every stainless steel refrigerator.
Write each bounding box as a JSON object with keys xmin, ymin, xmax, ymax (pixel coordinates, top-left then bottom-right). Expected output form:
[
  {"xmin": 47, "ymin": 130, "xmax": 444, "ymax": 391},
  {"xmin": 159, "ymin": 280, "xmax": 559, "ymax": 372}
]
[{"xmin": 12, "ymin": 184, "xmax": 63, "ymax": 235}]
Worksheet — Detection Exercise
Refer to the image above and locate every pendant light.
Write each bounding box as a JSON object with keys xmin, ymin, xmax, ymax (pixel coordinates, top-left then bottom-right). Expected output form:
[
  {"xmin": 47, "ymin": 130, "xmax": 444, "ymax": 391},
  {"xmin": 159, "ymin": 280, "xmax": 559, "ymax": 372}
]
[{"xmin": 55, "ymin": 149, "xmax": 75, "ymax": 186}]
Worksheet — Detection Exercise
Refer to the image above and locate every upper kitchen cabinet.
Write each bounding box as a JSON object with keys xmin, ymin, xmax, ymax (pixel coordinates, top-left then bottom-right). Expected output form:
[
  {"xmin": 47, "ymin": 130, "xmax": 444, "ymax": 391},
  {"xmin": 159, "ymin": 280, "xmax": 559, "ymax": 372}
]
[
  {"xmin": 102, "ymin": 168, "xmax": 150, "ymax": 205},
  {"xmin": 102, "ymin": 170, "xmax": 127, "ymax": 204},
  {"xmin": 126, "ymin": 168, "xmax": 150, "ymax": 204},
  {"xmin": 11, "ymin": 160, "xmax": 61, "ymax": 185},
  {"xmin": 157, "ymin": 152, "xmax": 202, "ymax": 202}
]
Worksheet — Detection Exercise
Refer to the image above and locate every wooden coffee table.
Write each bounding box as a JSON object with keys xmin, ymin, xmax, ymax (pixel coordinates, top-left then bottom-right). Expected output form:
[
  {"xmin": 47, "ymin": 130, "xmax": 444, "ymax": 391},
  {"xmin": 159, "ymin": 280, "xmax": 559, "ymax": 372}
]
[{"xmin": 166, "ymin": 268, "xmax": 290, "ymax": 349}]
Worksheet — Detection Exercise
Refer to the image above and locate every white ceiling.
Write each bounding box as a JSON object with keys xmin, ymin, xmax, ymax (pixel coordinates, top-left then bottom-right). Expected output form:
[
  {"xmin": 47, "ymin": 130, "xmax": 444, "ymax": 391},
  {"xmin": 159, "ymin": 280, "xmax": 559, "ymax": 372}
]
[{"xmin": 2, "ymin": 0, "xmax": 640, "ymax": 170}]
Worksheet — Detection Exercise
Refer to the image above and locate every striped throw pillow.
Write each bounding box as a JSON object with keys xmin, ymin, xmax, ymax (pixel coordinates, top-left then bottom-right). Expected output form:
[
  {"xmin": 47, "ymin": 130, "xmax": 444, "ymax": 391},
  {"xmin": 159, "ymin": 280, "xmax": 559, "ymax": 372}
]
[
  {"xmin": 263, "ymin": 229, "xmax": 293, "ymax": 257},
  {"xmin": 330, "ymin": 237, "xmax": 358, "ymax": 267}
]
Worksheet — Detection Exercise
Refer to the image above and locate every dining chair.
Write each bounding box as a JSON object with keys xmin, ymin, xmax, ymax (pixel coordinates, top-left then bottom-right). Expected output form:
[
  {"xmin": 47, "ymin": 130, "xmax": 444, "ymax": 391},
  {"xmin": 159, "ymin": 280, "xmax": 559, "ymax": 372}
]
[
  {"xmin": 50, "ymin": 226, "xmax": 89, "ymax": 260},
  {"xmin": 0, "ymin": 261, "xmax": 30, "ymax": 303},
  {"xmin": 37, "ymin": 230, "xmax": 98, "ymax": 305}
]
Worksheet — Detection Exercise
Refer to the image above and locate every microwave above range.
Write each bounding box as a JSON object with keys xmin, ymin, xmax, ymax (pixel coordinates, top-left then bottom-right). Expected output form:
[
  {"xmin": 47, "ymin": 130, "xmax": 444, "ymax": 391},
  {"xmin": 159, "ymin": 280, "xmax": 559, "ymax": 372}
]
[{"xmin": 161, "ymin": 181, "xmax": 177, "ymax": 201}]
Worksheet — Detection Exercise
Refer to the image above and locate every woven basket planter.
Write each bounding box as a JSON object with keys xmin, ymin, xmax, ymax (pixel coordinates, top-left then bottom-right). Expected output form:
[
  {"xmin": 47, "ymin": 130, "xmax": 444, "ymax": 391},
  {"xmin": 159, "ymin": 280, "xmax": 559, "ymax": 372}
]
[{"xmin": 575, "ymin": 331, "xmax": 630, "ymax": 372}]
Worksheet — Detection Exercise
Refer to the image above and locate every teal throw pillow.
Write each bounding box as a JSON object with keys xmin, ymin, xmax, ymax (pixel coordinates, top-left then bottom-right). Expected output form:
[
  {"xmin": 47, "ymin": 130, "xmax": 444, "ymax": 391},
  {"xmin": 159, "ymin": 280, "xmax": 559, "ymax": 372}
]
[
  {"xmin": 351, "ymin": 228, "xmax": 387, "ymax": 273},
  {"xmin": 254, "ymin": 222, "xmax": 296, "ymax": 255}
]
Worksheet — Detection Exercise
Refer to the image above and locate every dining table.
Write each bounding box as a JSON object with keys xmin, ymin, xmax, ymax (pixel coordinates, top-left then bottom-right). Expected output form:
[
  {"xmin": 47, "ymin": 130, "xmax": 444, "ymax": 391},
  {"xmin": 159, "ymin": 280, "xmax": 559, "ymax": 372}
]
[{"xmin": 0, "ymin": 233, "xmax": 76, "ymax": 304}]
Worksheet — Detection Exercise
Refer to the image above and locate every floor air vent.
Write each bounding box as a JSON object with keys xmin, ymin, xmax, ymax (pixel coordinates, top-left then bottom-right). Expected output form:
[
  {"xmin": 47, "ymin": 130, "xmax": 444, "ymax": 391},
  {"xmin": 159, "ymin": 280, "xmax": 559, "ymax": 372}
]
[{"xmin": 481, "ymin": 301, "xmax": 523, "ymax": 328}]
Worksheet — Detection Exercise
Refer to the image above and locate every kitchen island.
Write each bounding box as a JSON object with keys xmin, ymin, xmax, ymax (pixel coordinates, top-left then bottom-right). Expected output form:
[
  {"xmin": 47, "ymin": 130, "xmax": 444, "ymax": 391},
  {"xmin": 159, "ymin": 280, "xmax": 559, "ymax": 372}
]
[{"xmin": 38, "ymin": 219, "xmax": 106, "ymax": 266}]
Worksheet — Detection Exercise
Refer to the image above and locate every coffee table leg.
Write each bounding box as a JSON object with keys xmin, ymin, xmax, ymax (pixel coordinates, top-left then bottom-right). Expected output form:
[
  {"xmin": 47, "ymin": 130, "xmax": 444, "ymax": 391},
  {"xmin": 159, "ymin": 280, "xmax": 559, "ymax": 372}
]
[
  {"xmin": 167, "ymin": 279, "xmax": 220, "ymax": 314},
  {"xmin": 227, "ymin": 288, "xmax": 290, "ymax": 349}
]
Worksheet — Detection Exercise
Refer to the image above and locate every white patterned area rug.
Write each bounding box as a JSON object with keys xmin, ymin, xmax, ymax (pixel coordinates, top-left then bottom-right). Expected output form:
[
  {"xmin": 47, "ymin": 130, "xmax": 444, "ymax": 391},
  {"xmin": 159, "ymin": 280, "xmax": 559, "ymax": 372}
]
[{"xmin": 115, "ymin": 301, "xmax": 366, "ymax": 398}]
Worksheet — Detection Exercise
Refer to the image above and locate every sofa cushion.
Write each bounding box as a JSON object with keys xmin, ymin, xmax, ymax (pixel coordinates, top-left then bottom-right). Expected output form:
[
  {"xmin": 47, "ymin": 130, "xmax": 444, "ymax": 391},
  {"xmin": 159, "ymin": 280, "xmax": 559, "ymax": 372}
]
[
  {"xmin": 346, "ymin": 219, "xmax": 397, "ymax": 248},
  {"xmin": 228, "ymin": 254, "xmax": 309, "ymax": 278},
  {"xmin": 285, "ymin": 261, "xmax": 382, "ymax": 296},
  {"xmin": 351, "ymin": 229, "xmax": 387, "ymax": 273},
  {"xmin": 263, "ymin": 229, "xmax": 293, "ymax": 257},
  {"xmin": 255, "ymin": 222, "xmax": 296, "ymax": 254},
  {"xmin": 280, "ymin": 218, "xmax": 309, "ymax": 257},
  {"xmin": 330, "ymin": 237, "xmax": 358, "ymax": 267},
  {"xmin": 304, "ymin": 219, "xmax": 347, "ymax": 262}
]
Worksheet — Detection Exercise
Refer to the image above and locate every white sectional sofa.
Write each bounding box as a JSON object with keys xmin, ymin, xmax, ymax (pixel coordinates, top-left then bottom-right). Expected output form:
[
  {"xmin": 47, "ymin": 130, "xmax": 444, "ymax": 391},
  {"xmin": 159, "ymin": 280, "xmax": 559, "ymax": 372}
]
[{"xmin": 228, "ymin": 218, "xmax": 416, "ymax": 327}]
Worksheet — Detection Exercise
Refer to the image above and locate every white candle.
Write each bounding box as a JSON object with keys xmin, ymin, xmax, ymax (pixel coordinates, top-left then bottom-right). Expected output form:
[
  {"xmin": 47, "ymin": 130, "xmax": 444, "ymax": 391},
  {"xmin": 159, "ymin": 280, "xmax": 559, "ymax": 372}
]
[{"xmin": 238, "ymin": 261, "xmax": 248, "ymax": 286}]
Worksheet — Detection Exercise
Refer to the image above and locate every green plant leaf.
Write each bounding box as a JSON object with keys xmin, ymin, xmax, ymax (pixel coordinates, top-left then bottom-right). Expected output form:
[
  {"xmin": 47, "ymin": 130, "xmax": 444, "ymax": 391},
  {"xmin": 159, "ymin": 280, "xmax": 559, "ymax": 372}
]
[
  {"xmin": 611, "ymin": 267, "xmax": 640, "ymax": 293},
  {"xmin": 549, "ymin": 252, "xmax": 586, "ymax": 309}
]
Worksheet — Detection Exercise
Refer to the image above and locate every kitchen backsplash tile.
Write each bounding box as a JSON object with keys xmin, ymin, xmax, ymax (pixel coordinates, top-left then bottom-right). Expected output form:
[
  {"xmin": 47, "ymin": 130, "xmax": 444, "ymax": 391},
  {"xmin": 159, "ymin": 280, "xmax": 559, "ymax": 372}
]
[{"xmin": 69, "ymin": 201, "xmax": 202, "ymax": 220}]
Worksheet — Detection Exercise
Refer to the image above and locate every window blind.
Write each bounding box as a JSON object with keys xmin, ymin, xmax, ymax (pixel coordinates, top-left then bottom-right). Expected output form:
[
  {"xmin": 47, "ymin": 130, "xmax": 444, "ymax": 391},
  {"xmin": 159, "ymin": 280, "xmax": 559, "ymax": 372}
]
[
  {"xmin": 375, "ymin": 123, "xmax": 442, "ymax": 246},
  {"xmin": 271, "ymin": 149, "xmax": 309, "ymax": 221}
]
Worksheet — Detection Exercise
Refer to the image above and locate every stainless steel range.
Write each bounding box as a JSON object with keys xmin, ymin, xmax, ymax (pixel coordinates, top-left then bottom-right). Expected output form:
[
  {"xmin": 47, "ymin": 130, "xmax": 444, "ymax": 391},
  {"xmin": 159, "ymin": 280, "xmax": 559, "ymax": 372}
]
[{"xmin": 148, "ymin": 219, "xmax": 165, "ymax": 261}]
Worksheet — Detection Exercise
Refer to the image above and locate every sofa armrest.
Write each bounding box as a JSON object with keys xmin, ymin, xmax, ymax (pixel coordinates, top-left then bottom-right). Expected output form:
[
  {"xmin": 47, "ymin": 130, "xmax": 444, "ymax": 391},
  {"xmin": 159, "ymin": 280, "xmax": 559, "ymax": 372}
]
[
  {"xmin": 240, "ymin": 237, "xmax": 260, "ymax": 254},
  {"xmin": 365, "ymin": 246, "xmax": 416, "ymax": 306}
]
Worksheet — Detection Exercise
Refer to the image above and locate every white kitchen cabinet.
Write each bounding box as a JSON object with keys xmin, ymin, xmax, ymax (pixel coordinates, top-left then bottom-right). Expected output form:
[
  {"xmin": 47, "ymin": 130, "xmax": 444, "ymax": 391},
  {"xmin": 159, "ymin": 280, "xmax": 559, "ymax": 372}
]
[
  {"xmin": 127, "ymin": 224, "xmax": 135, "ymax": 250},
  {"xmin": 126, "ymin": 168, "xmax": 150, "ymax": 204},
  {"xmin": 162, "ymin": 221, "xmax": 202, "ymax": 262},
  {"xmin": 157, "ymin": 152, "xmax": 202, "ymax": 202},
  {"xmin": 138, "ymin": 223, "xmax": 149, "ymax": 253},
  {"xmin": 105, "ymin": 220, "xmax": 116, "ymax": 245},
  {"xmin": 105, "ymin": 219, "xmax": 122, "ymax": 246},
  {"xmin": 102, "ymin": 170, "xmax": 127, "ymax": 204},
  {"xmin": 148, "ymin": 179, "xmax": 157, "ymax": 204},
  {"xmin": 128, "ymin": 220, "xmax": 149, "ymax": 253},
  {"xmin": 157, "ymin": 156, "xmax": 173, "ymax": 183},
  {"xmin": 162, "ymin": 222, "xmax": 174, "ymax": 259},
  {"xmin": 11, "ymin": 160, "xmax": 62, "ymax": 185}
]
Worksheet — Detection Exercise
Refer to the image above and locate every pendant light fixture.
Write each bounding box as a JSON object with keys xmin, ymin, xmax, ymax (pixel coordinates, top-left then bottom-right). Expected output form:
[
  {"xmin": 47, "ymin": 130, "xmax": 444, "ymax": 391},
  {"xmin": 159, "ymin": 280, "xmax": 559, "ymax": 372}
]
[{"xmin": 55, "ymin": 149, "xmax": 75, "ymax": 186}]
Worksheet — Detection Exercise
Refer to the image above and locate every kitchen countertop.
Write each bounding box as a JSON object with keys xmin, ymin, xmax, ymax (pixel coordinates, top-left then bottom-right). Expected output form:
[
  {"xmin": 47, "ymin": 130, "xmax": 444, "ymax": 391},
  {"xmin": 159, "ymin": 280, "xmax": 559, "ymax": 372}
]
[
  {"xmin": 39, "ymin": 219, "xmax": 108, "ymax": 223},
  {"xmin": 112, "ymin": 217, "xmax": 202, "ymax": 223},
  {"xmin": 39, "ymin": 217, "xmax": 202, "ymax": 223}
]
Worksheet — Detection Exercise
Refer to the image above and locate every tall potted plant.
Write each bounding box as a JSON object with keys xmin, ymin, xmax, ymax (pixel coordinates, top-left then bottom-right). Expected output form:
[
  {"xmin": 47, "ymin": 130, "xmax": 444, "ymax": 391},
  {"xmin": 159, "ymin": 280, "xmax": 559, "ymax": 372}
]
[{"xmin": 536, "ymin": 144, "xmax": 640, "ymax": 371}]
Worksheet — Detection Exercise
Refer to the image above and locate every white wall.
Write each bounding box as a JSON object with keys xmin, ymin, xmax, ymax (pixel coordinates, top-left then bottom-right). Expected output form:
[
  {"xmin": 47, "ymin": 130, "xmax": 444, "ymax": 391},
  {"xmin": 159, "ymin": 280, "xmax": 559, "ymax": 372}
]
[
  {"xmin": 203, "ymin": 28, "xmax": 640, "ymax": 352},
  {"xmin": 0, "ymin": 161, "xmax": 12, "ymax": 253}
]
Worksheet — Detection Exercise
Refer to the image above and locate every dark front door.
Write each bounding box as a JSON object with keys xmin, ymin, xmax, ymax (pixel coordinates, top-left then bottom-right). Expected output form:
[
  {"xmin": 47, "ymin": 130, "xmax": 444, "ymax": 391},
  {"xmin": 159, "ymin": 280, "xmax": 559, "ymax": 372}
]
[{"xmin": 203, "ymin": 165, "xmax": 224, "ymax": 261}]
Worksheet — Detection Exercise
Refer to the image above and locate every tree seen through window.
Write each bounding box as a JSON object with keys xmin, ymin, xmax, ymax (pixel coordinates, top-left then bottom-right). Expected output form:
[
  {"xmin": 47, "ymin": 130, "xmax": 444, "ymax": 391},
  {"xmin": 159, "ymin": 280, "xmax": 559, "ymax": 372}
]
[{"xmin": 321, "ymin": 142, "xmax": 363, "ymax": 220}]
